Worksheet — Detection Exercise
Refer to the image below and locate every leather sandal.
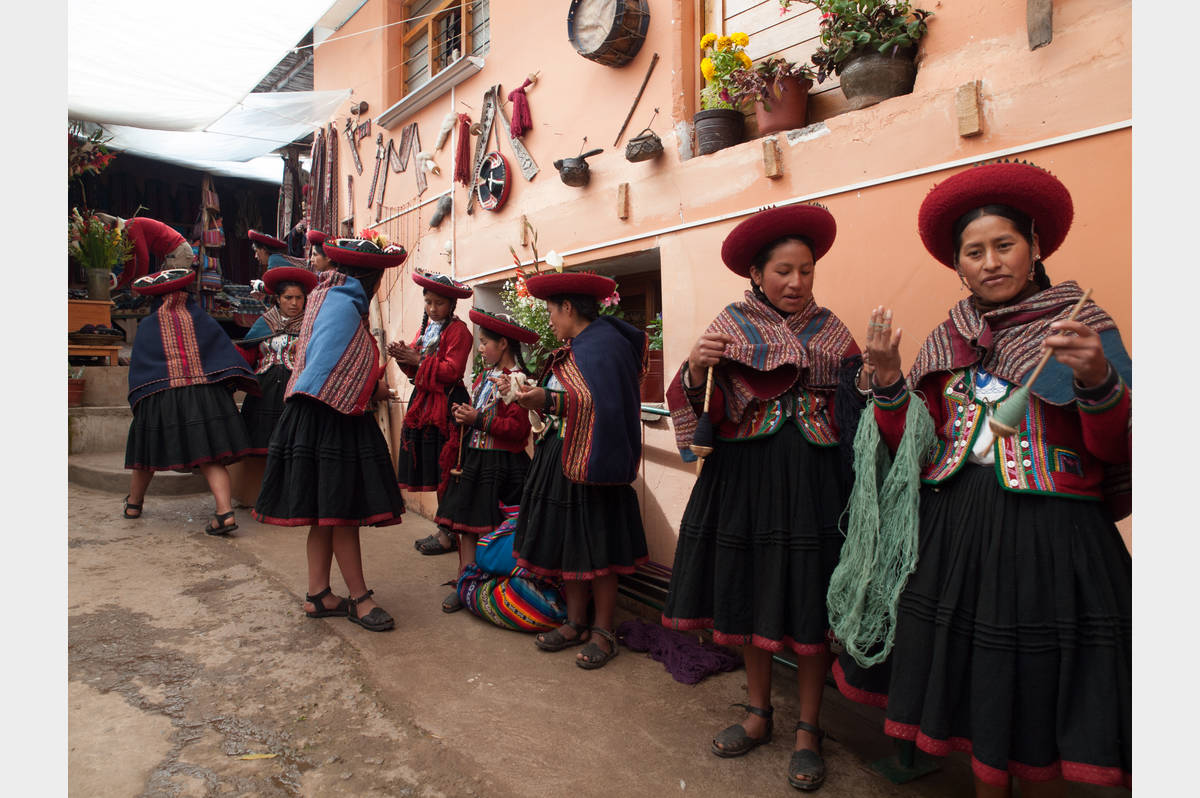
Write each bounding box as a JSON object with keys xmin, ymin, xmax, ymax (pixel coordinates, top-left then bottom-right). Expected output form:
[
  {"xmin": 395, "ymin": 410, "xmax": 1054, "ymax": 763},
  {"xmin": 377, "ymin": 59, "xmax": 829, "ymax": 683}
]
[
  {"xmin": 347, "ymin": 590, "xmax": 394, "ymax": 632},
  {"xmin": 576, "ymin": 627, "xmax": 620, "ymax": 670},
  {"xmin": 787, "ymin": 720, "xmax": 827, "ymax": 791},
  {"xmin": 711, "ymin": 703, "xmax": 774, "ymax": 758},
  {"xmin": 414, "ymin": 531, "xmax": 458, "ymax": 555},
  {"xmin": 304, "ymin": 586, "xmax": 350, "ymax": 618},
  {"xmin": 442, "ymin": 589, "xmax": 464, "ymax": 613},
  {"xmin": 534, "ymin": 619, "xmax": 590, "ymax": 651},
  {"xmin": 205, "ymin": 510, "xmax": 238, "ymax": 536},
  {"xmin": 122, "ymin": 495, "xmax": 143, "ymax": 519}
]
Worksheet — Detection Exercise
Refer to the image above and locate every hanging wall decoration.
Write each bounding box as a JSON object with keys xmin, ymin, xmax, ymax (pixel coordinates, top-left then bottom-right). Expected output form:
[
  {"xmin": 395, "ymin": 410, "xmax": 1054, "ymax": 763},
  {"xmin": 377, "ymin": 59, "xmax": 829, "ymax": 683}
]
[
  {"xmin": 553, "ymin": 139, "xmax": 603, "ymax": 187},
  {"xmin": 367, "ymin": 133, "xmax": 385, "ymax": 209},
  {"xmin": 343, "ymin": 118, "xmax": 364, "ymax": 175},
  {"xmin": 567, "ymin": 0, "xmax": 650, "ymax": 68},
  {"xmin": 476, "ymin": 152, "xmax": 512, "ymax": 211},
  {"xmin": 435, "ymin": 111, "xmax": 457, "ymax": 152},
  {"xmin": 495, "ymin": 84, "xmax": 539, "ymax": 180},
  {"xmin": 624, "ymin": 108, "xmax": 663, "ymax": 162},
  {"xmin": 507, "ymin": 73, "xmax": 538, "ymax": 138},
  {"xmin": 429, "ymin": 194, "xmax": 453, "ymax": 229}
]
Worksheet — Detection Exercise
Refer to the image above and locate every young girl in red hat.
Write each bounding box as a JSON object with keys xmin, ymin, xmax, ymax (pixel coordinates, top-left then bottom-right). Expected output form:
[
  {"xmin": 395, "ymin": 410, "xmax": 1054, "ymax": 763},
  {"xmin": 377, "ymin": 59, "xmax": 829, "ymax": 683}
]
[
  {"xmin": 661, "ymin": 204, "xmax": 869, "ymax": 792},
  {"xmin": 499, "ymin": 271, "xmax": 649, "ymax": 671},
  {"xmin": 387, "ymin": 271, "xmax": 474, "ymax": 555},
  {"xmin": 433, "ymin": 308, "xmax": 537, "ymax": 613},
  {"xmin": 835, "ymin": 161, "xmax": 1131, "ymax": 795},
  {"xmin": 253, "ymin": 238, "xmax": 408, "ymax": 633}
]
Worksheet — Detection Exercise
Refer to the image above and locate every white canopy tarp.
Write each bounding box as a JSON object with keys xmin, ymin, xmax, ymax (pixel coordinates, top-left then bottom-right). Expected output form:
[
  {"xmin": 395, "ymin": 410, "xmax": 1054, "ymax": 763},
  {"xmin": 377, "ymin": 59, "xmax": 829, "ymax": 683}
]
[{"xmin": 68, "ymin": 0, "xmax": 339, "ymax": 131}]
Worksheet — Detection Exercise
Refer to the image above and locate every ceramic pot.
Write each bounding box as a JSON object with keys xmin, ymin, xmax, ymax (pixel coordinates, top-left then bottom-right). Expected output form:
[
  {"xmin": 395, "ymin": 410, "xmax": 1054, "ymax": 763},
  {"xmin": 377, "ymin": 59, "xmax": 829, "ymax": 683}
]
[
  {"xmin": 839, "ymin": 49, "xmax": 917, "ymax": 110},
  {"xmin": 754, "ymin": 75, "xmax": 813, "ymax": 136}
]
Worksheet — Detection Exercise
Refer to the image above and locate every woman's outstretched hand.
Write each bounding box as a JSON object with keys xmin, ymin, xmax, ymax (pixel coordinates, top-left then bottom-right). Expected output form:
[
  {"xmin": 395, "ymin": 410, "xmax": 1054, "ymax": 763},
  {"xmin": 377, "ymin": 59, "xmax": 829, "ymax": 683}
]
[
  {"xmin": 865, "ymin": 305, "xmax": 903, "ymax": 388},
  {"xmin": 1044, "ymin": 320, "xmax": 1109, "ymax": 388}
]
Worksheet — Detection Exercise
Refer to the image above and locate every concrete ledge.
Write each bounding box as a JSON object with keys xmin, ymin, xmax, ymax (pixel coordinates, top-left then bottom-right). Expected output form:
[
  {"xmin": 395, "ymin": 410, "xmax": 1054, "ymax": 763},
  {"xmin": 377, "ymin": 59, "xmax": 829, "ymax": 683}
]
[
  {"xmin": 68, "ymin": 406, "xmax": 133, "ymax": 455},
  {"xmin": 68, "ymin": 451, "xmax": 209, "ymax": 495},
  {"xmin": 79, "ymin": 366, "xmax": 129, "ymax": 407}
]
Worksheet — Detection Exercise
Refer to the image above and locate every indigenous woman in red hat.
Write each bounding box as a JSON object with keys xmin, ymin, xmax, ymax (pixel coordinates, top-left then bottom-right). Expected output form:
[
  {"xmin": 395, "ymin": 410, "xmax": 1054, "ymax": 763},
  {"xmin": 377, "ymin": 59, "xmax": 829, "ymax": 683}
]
[
  {"xmin": 253, "ymin": 238, "xmax": 408, "ymax": 633},
  {"xmin": 122, "ymin": 269, "xmax": 260, "ymax": 533},
  {"xmin": 387, "ymin": 271, "xmax": 474, "ymax": 554},
  {"xmin": 500, "ymin": 270, "xmax": 649, "ymax": 670},
  {"xmin": 661, "ymin": 204, "xmax": 868, "ymax": 791},
  {"xmin": 236, "ymin": 264, "xmax": 318, "ymax": 454},
  {"xmin": 248, "ymin": 229, "xmax": 296, "ymax": 272},
  {"xmin": 834, "ymin": 161, "xmax": 1131, "ymax": 794},
  {"xmin": 306, "ymin": 229, "xmax": 334, "ymax": 273},
  {"xmin": 433, "ymin": 308, "xmax": 537, "ymax": 613}
]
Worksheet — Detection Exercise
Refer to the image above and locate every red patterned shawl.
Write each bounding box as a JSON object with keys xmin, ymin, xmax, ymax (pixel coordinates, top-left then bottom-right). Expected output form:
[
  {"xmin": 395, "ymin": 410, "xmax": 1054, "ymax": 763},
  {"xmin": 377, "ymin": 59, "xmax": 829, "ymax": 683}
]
[
  {"xmin": 908, "ymin": 281, "xmax": 1122, "ymax": 405},
  {"xmin": 671, "ymin": 291, "xmax": 857, "ymax": 451}
]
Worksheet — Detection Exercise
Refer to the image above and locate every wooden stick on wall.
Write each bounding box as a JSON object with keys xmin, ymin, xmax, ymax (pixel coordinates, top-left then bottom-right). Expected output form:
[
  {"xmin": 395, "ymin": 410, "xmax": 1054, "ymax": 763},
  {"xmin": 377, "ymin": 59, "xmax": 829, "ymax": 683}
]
[
  {"xmin": 617, "ymin": 183, "xmax": 630, "ymax": 220},
  {"xmin": 1027, "ymin": 0, "xmax": 1053, "ymax": 50}
]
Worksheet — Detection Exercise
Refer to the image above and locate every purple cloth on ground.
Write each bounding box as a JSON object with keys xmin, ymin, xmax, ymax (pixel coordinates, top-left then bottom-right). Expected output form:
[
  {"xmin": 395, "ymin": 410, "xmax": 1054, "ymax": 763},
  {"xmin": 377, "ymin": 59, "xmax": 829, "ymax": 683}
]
[{"xmin": 616, "ymin": 618, "xmax": 742, "ymax": 685}]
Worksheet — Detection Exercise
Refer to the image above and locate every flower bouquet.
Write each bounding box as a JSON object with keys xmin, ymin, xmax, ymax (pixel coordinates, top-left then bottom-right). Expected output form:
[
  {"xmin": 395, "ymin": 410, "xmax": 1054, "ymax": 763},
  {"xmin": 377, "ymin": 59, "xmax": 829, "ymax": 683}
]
[
  {"xmin": 699, "ymin": 31, "xmax": 753, "ymax": 110},
  {"xmin": 69, "ymin": 207, "xmax": 131, "ymax": 274}
]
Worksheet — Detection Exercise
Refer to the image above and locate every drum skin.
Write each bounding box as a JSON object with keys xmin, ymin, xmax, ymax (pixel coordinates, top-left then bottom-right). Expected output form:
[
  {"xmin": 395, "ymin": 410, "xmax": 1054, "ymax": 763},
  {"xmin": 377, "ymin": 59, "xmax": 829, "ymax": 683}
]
[{"xmin": 567, "ymin": 0, "xmax": 650, "ymax": 68}]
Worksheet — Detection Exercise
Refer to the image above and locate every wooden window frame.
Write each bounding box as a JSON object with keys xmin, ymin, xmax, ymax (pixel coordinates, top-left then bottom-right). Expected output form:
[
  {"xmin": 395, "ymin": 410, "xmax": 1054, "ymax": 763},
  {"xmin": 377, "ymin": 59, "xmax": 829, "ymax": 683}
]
[{"xmin": 401, "ymin": 0, "xmax": 487, "ymax": 96}]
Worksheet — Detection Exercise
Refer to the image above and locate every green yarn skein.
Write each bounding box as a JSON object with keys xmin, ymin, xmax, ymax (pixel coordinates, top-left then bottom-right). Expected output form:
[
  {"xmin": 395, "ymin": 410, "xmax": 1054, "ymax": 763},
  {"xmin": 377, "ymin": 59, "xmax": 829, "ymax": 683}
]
[{"xmin": 827, "ymin": 396, "xmax": 936, "ymax": 668}]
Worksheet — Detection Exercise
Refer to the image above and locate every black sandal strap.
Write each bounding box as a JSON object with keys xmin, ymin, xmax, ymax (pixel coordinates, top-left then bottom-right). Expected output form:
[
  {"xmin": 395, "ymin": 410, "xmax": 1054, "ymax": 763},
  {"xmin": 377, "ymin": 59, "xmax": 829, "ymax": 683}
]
[
  {"xmin": 793, "ymin": 720, "xmax": 825, "ymax": 740},
  {"xmin": 214, "ymin": 510, "xmax": 236, "ymax": 522},
  {"xmin": 731, "ymin": 702, "xmax": 774, "ymax": 719},
  {"xmin": 352, "ymin": 589, "xmax": 375, "ymax": 603},
  {"xmin": 123, "ymin": 495, "xmax": 143, "ymax": 510},
  {"xmin": 306, "ymin": 586, "xmax": 333, "ymax": 603},
  {"xmin": 565, "ymin": 619, "xmax": 589, "ymax": 635}
]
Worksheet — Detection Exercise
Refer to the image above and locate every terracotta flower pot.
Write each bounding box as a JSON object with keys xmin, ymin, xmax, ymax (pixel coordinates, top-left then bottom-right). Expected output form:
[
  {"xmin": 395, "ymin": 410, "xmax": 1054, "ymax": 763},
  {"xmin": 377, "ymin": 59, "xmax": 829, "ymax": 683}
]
[
  {"xmin": 839, "ymin": 49, "xmax": 917, "ymax": 110},
  {"xmin": 754, "ymin": 75, "xmax": 813, "ymax": 136},
  {"xmin": 68, "ymin": 378, "xmax": 86, "ymax": 407},
  {"xmin": 694, "ymin": 108, "xmax": 744, "ymax": 156}
]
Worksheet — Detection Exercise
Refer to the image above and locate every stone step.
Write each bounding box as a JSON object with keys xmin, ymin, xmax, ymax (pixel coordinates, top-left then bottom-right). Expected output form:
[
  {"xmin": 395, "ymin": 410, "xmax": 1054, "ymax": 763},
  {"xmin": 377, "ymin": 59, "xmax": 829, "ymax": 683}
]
[
  {"xmin": 68, "ymin": 406, "xmax": 133, "ymax": 455},
  {"xmin": 78, "ymin": 365, "xmax": 129, "ymax": 407},
  {"xmin": 68, "ymin": 451, "xmax": 209, "ymax": 495}
]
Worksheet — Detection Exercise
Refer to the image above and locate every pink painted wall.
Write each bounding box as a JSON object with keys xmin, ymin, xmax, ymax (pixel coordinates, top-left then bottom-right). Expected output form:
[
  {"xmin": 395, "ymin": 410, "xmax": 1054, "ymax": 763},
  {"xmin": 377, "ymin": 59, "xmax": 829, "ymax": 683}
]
[{"xmin": 315, "ymin": 0, "xmax": 1133, "ymax": 552}]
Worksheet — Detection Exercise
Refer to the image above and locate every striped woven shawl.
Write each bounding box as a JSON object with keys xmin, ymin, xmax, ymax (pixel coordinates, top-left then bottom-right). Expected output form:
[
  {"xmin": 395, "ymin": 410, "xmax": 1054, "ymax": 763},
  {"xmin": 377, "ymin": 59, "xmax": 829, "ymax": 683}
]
[{"xmin": 908, "ymin": 281, "xmax": 1128, "ymax": 405}]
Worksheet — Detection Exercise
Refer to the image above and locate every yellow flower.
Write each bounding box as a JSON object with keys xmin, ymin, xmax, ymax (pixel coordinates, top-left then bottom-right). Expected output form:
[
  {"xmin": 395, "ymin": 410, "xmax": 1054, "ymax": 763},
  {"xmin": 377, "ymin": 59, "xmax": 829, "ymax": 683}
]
[
  {"xmin": 717, "ymin": 35, "xmax": 732, "ymax": 51},
  {"xmin": 737, "ymin": 51, "xmax": 752, "ymax": 69},
  {"xmin": 700, "ymin": 33, "xmax": 717, "ymax": 50},
  {"xmin": 732, "ymin": 31, "xmax": 749, "ymax": 48},
  {"xmin": 700, "ymin": 57, "xmax": 715, "ymax": 81}
]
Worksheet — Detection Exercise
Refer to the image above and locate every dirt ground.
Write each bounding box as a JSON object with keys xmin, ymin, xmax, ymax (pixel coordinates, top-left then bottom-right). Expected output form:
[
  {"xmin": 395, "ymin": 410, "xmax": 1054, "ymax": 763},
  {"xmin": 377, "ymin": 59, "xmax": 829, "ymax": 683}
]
[{"xmin": 67, "ymin": 484, "xmax": 1127, "ymax": 797}]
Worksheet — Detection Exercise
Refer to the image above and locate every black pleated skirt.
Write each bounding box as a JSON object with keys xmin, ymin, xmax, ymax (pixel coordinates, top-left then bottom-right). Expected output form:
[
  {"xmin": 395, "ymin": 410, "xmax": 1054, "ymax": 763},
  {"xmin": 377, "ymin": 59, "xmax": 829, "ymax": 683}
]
[
  {"xmin": 252, "ymin": 396, "xmax": 405, "ymax": 528},
  {"xmin": 125, "ymin": 383, "xmax": 251, "ymax": 472},
  {"xmin": 434, "ymin": 447, "xmax": 530, "ymax": 535},
  {"xmin": 395, "ymin": 424, "xmax": 446, "ymax": 492},
  {"xmin": 833, "ymin": 464, "xmax": 1131, "ymax": 788},
  {"xmin": 240, "ymin": 364, "xmax": 290, "ymax": 454},
  {"xmin": 661, "ymin": 423, "xmax": 848, "ymax": 655},
  {"xmin": 514, "ymin": 435, "xmax": 648, "ymax": 580}
]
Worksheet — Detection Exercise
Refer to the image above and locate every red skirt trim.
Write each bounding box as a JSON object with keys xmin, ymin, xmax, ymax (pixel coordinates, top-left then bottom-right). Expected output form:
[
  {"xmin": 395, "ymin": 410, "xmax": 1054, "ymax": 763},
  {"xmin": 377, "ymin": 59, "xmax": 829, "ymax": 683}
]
[
  {"xmin": 660, "ymin": 614, "xmax": 831, "ymax": 656},
  {"xmin": 516, "ymin": 555, "xmax": 648, "ymax": 582},
  {"xmin": 831, "ymin": 658, "xmax": 889, "ymax": 708},
  {"xmin": 251, "ymin": 509, "xmax": 404, "ymax": 528},
  {"xmin": 126, "ymin": 448, "xmax": 247, "ymax": 472},
  {"xmin": 882, "ymin": 719, "xmax": 1131, "ymax": 788},
  {"xmin": 432, "ymin": 515, "xmax": 493, "ymax": 535}
]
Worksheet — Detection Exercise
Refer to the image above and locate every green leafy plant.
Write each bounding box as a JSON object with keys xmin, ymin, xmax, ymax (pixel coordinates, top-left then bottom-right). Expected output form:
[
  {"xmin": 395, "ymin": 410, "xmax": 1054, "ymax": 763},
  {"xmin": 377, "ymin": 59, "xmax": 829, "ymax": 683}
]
[
  {"xmin": 727, "ymin": 57, "xmax": 815, "ymax": 110},
  {"xmin": 645, "ymin": 313, "xmax": 664, "ymax": 351},
  {"xmin": 782, "ymin": 1, "xmax": 932, "ymax": 84}
]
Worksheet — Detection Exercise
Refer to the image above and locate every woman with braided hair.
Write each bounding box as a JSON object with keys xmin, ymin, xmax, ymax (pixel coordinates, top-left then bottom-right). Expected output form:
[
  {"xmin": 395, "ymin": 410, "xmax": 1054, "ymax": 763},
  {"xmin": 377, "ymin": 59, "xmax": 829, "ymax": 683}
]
[
  {"xmin": 660, "ymin": 204, "xmax": 868, "ymax": 792},
  {"xmin": 833, "ymin": 161, "xmax": 1132, "ymax": 795},
  {"xmin": 433, "ymin": 308, "xmax": 538, "ymax": 613}
]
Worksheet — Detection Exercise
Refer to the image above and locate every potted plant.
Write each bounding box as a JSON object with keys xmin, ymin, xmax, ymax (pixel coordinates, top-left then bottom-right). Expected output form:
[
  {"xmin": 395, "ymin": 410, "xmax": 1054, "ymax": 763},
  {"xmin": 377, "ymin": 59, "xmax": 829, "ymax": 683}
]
[
  {"xmin": 695, "ymin": 31, "xmax": 753, "ymax": 155},
  {"xmin": 68, "ymin": 207, "xmax": 131, "ymax": 302},
  {"xmin": 728, "ymin": 57, "xmax": 816, "ymax": 136},
  {"xmin": 641, "ymin": 313, "xmax": 665, "ymax": 403},
  {"xmin": 782, "ymin": 0, "xmax": 932, "ymax": 110},
  {"xmin": 68, "ymin": 365, "xmax": 86, "ymax": 407}
]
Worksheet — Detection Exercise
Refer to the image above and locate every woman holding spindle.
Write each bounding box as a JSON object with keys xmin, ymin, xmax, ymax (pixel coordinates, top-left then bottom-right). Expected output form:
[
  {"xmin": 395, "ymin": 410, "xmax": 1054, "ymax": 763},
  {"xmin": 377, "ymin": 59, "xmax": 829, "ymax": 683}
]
[
  {"xmin": 661, "ymin": 204, "xmax": 869, "ymax": 792},
  {"xmin": 832, "ymin": 160, "xmax": 1132, "ymax": 795}
]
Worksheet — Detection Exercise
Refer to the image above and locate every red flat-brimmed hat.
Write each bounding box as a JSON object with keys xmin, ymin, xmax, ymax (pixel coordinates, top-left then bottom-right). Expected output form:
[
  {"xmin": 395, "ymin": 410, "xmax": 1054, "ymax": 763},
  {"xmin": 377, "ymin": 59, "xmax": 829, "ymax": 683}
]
[
  {"xmin": 469, "ymin": 307, "xmax": 539, "ymax": 345},
  {"xmin": 263, "ymin": 266, "xmax": 318, "ymax": 295},
  {"xmin": 132, "ymin": 268, "xmax": 195, "ymax": 296},
  {"xmin": 306, "ymin": 229, "xmax": 327, "ymax": 247},
  {"xmin": 720, "ymin": 204, "xmax": 837, "ymax": 277},
  {"xmin": 413, "ymin": 270, "xmax": 473, "ymax": 299},
  {"xmin": 524, "ymin": 271, "xmax": 616, "ymax": 300},
  {"xmin": 248, "ymin": 229, "xmax": 287, "ymax": 250},
  {"xmin": 918, "ymin": 159, "xmax": 1074, "ymax": 268},
  {"xmin": 324, "ymin": 238, "xmax": 408, "ymax": 270}
]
